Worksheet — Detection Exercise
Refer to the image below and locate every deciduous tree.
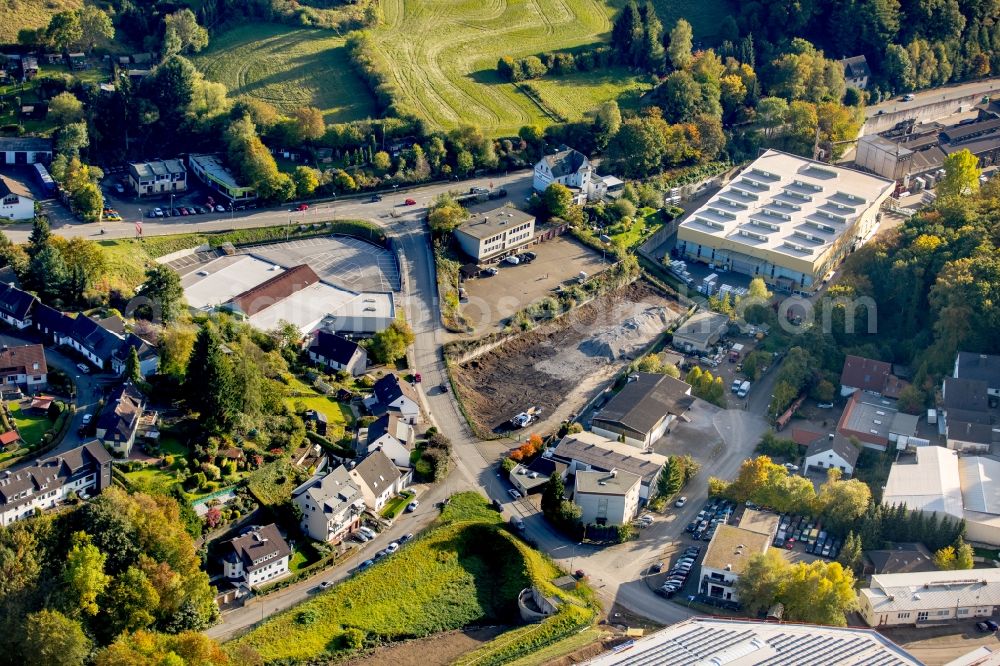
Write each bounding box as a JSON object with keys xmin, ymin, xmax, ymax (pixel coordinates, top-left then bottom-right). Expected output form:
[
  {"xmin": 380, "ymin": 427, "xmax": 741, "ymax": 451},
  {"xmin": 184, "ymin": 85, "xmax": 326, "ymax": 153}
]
[
  {"xmin": 62, "ymin": 532, "xmax": 110, "ymax": 617},
  {"xmin": 163, "ymin": 9, "xmax": 209, "ymax": 55},
  {"xmin": 667, "ymin": 18, "xmax": 693, "ymax": 70},
  {"xmin": 141, "ymin": 264, "xmax": 185, "ymax": 323},
  {"xmin": 938, "ymin": 149, "xmax": 981, "ymax": 198},
  {"xmin": 48, "ymin": 92, "xmax": 84, "ymax": 125},
  {"xmin": 21, "ymin": 609, "xmax": 90, "ymax": 666}
]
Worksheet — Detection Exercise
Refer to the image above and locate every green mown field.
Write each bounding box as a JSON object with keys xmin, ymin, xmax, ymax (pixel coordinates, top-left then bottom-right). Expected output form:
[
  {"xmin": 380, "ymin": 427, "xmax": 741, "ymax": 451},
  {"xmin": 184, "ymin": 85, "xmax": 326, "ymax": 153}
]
[
  {"xmin": 0, "ymin": 0, "xmax": 82, "ymax": 44},
  {"xmin": 192, "ymin": 24, "xmax": 377, "ymax": 123}
]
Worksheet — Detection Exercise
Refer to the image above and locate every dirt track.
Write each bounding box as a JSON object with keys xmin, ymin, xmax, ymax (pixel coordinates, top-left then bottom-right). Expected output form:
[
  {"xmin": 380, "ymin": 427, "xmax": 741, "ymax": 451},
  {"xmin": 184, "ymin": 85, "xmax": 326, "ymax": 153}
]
[{"xmin": 453, "ymin": 281, "xmax": 685, "ymax": 435}]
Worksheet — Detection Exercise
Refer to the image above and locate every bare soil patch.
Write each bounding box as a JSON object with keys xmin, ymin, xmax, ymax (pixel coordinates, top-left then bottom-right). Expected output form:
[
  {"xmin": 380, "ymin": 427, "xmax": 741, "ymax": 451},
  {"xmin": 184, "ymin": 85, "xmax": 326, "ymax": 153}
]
[
  {"xmin": 453, "ymin": 281, "xmax": 685, "ymax": 434},
  {"xmin": 341, "ymin": 626, "xmax": 508, "ymax": 666}
]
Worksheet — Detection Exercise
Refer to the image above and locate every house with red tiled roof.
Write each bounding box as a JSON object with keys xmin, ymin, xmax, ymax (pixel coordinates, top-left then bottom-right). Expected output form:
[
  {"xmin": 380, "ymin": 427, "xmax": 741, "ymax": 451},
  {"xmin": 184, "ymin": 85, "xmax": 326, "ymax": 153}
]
[{"xmin": 840, "ymin": 355, "xmax": 907, "ymax": 399}]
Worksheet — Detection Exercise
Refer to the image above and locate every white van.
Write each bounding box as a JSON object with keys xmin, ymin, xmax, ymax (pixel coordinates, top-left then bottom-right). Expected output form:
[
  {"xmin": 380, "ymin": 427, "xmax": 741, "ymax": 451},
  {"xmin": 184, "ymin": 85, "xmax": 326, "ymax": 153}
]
[{"xmin": 737, "ymin": 381, "xmax": 751, "ymax": 398}]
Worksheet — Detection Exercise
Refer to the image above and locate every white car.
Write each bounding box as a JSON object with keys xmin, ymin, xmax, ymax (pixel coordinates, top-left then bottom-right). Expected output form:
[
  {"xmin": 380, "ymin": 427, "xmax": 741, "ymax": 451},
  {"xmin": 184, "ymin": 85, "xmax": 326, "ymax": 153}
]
[
  {"xmin": 76, "ymin": 363, "xmax": 90, "ymax": 374},
  {"xmin": 152, "ymin": 207, "xmax": 163, "ymax": 217},
  {"xmin": 215, "ymin": 205, "xmax": 225, "ymax": 212},
  {"xmin": 386, "ymin": 542, "xmax": 399, "ymax": 554},
  {"xmin": 508, "ymin": 489, "xmax": 522, "ymax": 500},
  {"xmin": 675, "ymin": 497, "xmax": 688, "ymax": 508},
  {"xmin": 783, "ymin": 463, "xmax": 800, "ymax": 472},
  {"xmin": 503, "ymin": 255, "xmax": 520, "ymax": 265},
  {"xmin": 81, "ymin": 414, "xmax": 92, "ymax": 425},
  {"xmin": 406, "ymin": 500, "xmax": 419, "ymax": 512}
]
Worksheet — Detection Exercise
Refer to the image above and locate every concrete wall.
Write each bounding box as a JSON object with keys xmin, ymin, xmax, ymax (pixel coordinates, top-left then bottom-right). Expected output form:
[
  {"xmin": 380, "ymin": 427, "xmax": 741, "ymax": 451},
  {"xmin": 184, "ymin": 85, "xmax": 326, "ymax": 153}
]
[{"xmin": 862, "ymin": 95, "xmax": 986, "ymax": 136}]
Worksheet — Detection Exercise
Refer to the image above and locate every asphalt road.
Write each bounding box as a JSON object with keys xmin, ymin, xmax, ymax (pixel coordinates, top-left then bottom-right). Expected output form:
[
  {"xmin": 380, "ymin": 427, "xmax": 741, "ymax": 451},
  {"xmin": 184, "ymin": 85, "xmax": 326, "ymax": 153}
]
[{"xmin": 866, "ymin": 76, "xmax": 1000, "ymax": 118}]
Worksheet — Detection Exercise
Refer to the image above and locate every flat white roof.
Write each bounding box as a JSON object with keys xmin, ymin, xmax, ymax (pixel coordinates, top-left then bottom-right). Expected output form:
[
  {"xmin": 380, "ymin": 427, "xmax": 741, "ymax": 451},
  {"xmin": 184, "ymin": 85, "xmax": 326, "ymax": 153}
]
[
  {"xmin": 585, "ymin": 617, "xmax": 921, "ymax": 666},
  {"xmin": 862, "ymin": 568, "xmax": 1000, "ymax": 614},
  {"xmin": 181, "ymin": 256, "xmax": 284, "ymax": 310},
  {"xmin": 246, "ymin": 282, "xmax": 393, "ymax": 334},
  {"xmin": 679, "ymin": 149, "xmax": 894, "ymax": 262},
  {"xmin": 883, "ymin": 446, "xmax": 965, "ymax": 519}
]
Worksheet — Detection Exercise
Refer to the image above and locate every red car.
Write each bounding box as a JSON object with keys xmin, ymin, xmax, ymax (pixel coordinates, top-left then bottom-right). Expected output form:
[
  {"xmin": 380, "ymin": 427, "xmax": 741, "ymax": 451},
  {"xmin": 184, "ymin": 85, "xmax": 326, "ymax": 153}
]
[
  {"xmin": 404, "ymin": 198, "xmax": 417, "ymax": 206},
  {"xmin": 296, "ymin": 203, "xmax": 309, "ymax": 211},
  {"xmin": 413, "ymin": 372, "xmax": 422, "ymax": 383}
]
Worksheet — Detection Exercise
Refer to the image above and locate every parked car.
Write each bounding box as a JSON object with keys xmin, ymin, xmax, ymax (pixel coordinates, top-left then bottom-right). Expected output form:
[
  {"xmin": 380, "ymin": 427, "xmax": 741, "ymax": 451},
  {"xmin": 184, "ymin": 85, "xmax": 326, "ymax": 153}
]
[
  {"xmin": 152, "ymin": 207, "xmax": 163, "ymax": 217},
  {"xmin": 650, "ymin": 561, "xmax": 664, "ymax": 574},
  {"xmin": 359, "ymin": 559, "xmax": 375, "ymax": 571},
  {"xmin": 483, "ymin": 267, "xmax": 499, "ymax": 277},
  {"xmin": 675, "ymin": 496, "xmax": 688, "ymax": 508},
  {"xmin": 318, "ymin": 580, "xmax": 333, "ymax": 590},
  {"xmin": 404, "ymin": 198, "xmax": 417, "ymax": 205},
  {"xmin": 400, "ymin": 533, "xmax": 414, "ymax": 543},
  {"xmin": 510, "ymin": 515, "xmax": 525, "ymax": 531},
  {"xmin": 977, "ymin": 621, "xmax": 992, "ymax": 632},
  {"xmin": 215, "ymin": 204, "xmax": 225, "ymax": 212},
  {"xmin": 508, "ymin": 489, "xmax": 522, "ymax": 500},
  {"xmin": 296, "ymin": 203, "xmax": 310, "ymax": 211},
  {"xmin": 413, "ymin": 372, "xmax": 422, "ymax": 383},
  {"xmin": 386, "ymin": 542, "xmax": 399, "ymax": 554},
  {"xmin": 406, "ymin": 500, "xmax": 420, "ymax": 512},
  {"xmin": 783, "ymin": 463, "xmax": 799, "ymax": 472},
  {"xmin": 817, "ymin": 402, "xmax": 834, "ymax": 409},
  {"xmin": 373, "ymin": 549, "xmax": 388, "ymax": 560},
  {"xmin": 503, "ymin": 255, "xmax": 520, "ymax": 265},
  {"xmin": 370, "ymin": 193, "xmax": 384, "ymax": 202},
  {"xmin": 491, "ymin": 498, "xmax": 503, "ymax": 511},
  {"xmin": 353, "ymin": 532, "xmax": 369, "ymax": 543},
  {"xmin": 685, "ymin": 521, "xmax": 698, "ymax": 533},
  {"xmin": 76, "ymin": 363, "xmax": 90, "ymax": 374},
  {"xmin": 81, "ymin": 414, "xmax": 92, "ymax": 425},
  {"xmin": 987, "ymin": 620, "xmax": 999, "ymax": 631},
  {"xmin": 359, "ymin": 526, "xmax": 376, "ymax": 539}
]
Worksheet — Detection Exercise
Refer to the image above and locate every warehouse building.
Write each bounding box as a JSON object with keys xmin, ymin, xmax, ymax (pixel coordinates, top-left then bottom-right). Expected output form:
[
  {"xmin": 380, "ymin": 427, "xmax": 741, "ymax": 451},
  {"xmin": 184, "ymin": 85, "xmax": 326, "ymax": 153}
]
[
  {"xmin": 677, "ymin": 150, "xmax": 894, "ymax": 292},
  {"xmin": 453, "ymin": 207, "xmax": 535, "ymax": 262},
  {"xmin": 859, "ymin": 568, "xmax": 1000, "ymax": 627}
]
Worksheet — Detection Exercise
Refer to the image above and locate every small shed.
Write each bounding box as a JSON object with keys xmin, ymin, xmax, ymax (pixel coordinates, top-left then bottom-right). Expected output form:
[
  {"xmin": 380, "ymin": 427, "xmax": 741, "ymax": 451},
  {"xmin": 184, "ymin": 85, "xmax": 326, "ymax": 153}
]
[
  {"xmin": 0, "ymin": 430, "xmax": 21, "ymax": 450},
  {"xmin": 460, "ymin": 263, "xmax": 480, "ymax": 280}
]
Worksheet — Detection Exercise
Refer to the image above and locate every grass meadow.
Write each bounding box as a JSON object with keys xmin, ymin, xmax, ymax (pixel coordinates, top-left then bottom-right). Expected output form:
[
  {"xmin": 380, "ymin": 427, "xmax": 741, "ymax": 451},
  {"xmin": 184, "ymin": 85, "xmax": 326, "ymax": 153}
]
[
  {"xmin": 192, "ymin": 24, "xmax": 377, "ymax": 123},
  {"xmin": 0, "ymin": 0, "xmax": 82, "ymax": 44}
]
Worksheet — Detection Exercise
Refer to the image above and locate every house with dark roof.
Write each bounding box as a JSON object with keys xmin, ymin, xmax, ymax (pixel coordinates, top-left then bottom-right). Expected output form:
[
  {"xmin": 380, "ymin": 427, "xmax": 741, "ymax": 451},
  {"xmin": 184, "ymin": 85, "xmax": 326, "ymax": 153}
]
[
  {"xmin": 942, "ymin": 376, "xmax": 996, "ymax": 453},
  {"xmin": 363, "ymin": 413, "xmax": 414, "ymax": 468},
  {"xmin": 65, "ymin": 315, "xmax": 126, "ymax": 370},
  {"xmin": 841, "ymin": 55, "xmax": 871, "ymax": 89},
  {"xmin": 308, "ymin": 330, "xmax": 367, "ymax": 377},
  {"xmin": 863, "ymin": 543, "xmax": 935, "ymax": 576},
  {"xmin": 128, "ymin": 159, "xmax": 187, "ymax": 197},
  {"xmin": 0, "ymin": 441, "xmax": 112, "ymax": 526},
  {"xmin": 954, "ymin": 352, "xmax": 1000, "ymax": 397},
  {"xmin": 32, "ymin": 303, "xmax": 70, "ymax": 344},
  {"xmin": 552, "ymin": 432, "xmax": 668, "ymax": 500},
  {"xmin": 0, "ymin": 175, "xmax": 34, "ymax": 221},
  {"xmin": 349, "ymin": 450, "xmax": 407, "ymax": 511},
  {"xmin": 591, "ymin": 373, "xmax": 693, "ymax": 449},
  {"xmin": 367, "ymin": 373, "xmax": 420, "ymax": 423},
  {"xmin": 95, "ymin": 382, "xmax": 146, "ymax": 456},
  {"xmin": 533, "ymin": 147, "xmax": 593, "ymax": 204},
  {"xmin": 0, "ymin": 136, "xmax": 52, "ymax": 165},
  {"xmin": 222, "ymin": 524, "xmax": 291, "ymax": 589},
  {"xmin": 0, "ymin": 344, "xmax": 47, "ymax": 392},
  {"xmin": 0, "ymin": 282, "xmax": 36, "ymax": 329},
  {"xmin": 509, "ymin": 454, "xmax": 568, "ymax": 496},
  {"xmin": 840, "ymin": 355, "xmax": 907, "ymax": 398},
  {"xmin": 803, "ymin": 434, "xmax": 860, "ymax": 477},
  {"xmin": 110, "ymin": 333, "xmax": 159, "ymax": 378}
]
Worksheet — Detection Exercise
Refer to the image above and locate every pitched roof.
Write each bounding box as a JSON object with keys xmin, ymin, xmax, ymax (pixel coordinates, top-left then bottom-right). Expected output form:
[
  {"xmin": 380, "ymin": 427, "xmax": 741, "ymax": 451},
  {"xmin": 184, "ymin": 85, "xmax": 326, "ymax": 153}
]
[
  {"xmin": 96, "ymin": 382, "xmax": 144, "ymax": 443},
  {"xmin": 367, "ymin": 413, "xmax": 411, "ymax": 447},
  {"xmin": 865, "ymin": 543, "xmax": 936, "ymax": 575},
  {"xmin": 0, "ymin": 282, "xmax": 35, "ymax": 321},
  {"xmin": 226, "ymin": 523, "xmax": 291, "ymax": 573},
  {"xmin": 32, "ymin": 303, "xmax": 70, "ymax": 334},
  {"xmin": 230, "ymin": 264, "xmax": 319, "ymax": 317},
  {"xmin": 840, "ymin": 355, "xmax": 891, "ymax": 393},
  {"xmin": 0, "ymin": 441, "xmax": 111, "ymax": 512},
  {"xmin": 539, "ymin": 148, "xmax": 589, "ymax": 178},
  {"xmin": 943, "ymin": 376, "xmax": 989, "ymax": 412},
  {"xmin": 373, "ymin": 373, "xmax": 418, "ymax": 406},
  {"xmin": 350, "ymin": 450, "xmax": 401, "ymax": 495},
  {"xmin": 592, "ymin": 373, "xmax": 693, "ymax": 436},
  {"xmin": 552, "ymin": 432, "xmax": 667, "ymax": 485},
  {"xmin": 0, "ymin": 430, "xmax": 20, "ymax": 446},
  {"xmin": 69, "ymin": 315, "xmax": 124, "ymax": 359},
  {"xmin": 0, "ymin": 137, "xmax": 51, "ymax": 152},
  {"xmin": 841, "ymin": 55, "xmax": 871, "ymax": 79},
  {"xmin": 805, "ymin": 434, "xmax": 860, "ymax": 467},
  {"xmin": 293, "ymin": 465, "xmax": 363, "ymax": 514},
  {"xmin": 862, "ymin": 568, "xmax": 1000, "ymax": 614},
  {"xmin": 0, "ymin": 344, "xmax": 46, "ymax": 376},
  {"xmin": 128, "ymin": 159, "xmax": 186, "ymax": 181},
  {"xmin": 790, "ymin": 426, "xmax": 823, "ymax": 446},
  {"xmin": 0, "ymin": 175, "xmax": 32, "ymax": 200},
  {"xmin": 955, "ymin": 352, "xmax": 1000, "ymax": 388},
  {"xmin": 309, "ymin": 330, "xmax": 364, "ymax": 366},
  {"xmin": 113, "ymin": 333, "xmax": 157, "ymax": 363}
]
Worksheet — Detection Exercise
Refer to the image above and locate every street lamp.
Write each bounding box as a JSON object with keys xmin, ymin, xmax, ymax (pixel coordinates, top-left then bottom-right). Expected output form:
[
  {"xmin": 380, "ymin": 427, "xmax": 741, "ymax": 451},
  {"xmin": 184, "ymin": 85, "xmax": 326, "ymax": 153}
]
[{"xmin": 170, "ymin": 193, "xmax": 174, "ymax": 215}]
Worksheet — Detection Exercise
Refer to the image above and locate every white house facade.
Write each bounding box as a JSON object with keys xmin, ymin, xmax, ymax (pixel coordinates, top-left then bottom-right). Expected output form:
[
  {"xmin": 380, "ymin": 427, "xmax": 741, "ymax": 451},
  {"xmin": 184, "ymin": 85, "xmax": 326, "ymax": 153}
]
[
  {"xmin": 292, "ymin": 466, "xmax": 365, "ymax": 543},
  {"xmin": 0, "ymin": 177, "xmax": 34, "ymax": 221}
]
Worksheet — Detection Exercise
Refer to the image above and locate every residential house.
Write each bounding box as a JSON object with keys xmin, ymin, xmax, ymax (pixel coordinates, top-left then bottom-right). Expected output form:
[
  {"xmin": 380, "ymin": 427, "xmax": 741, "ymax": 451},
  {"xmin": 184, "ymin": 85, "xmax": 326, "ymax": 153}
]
[
  {"xmin": 841, "ymin": 55, "xmax": 872, "ymax": 89},
  {"xmin": 110, "ymin": 333, "xmax": 159, "ymax": 378},
  {"xmin": 292, "ymin": 466, "xmax": 366, "ymax": 543},
  {"xmin": 0, "ymin": 441, "xmax": 113, "ymax": 526},
  {"xmin": 671, "ymin": 310, "xmax": 730, "ymax": 353},
  {"xmin": 65, "ymin": 315, "xmax": 127, "ymax": 370},
  {"xmin": 128, "ymin": 159, "xmax": 187, "ymax": 196},
  {"xmin": 0, "ymin": 344, "xmax": 47, "ymax": 392},
  {"xmin": 308, "ymin": 330, "xmax": 367, "ymax": 376},
  {"xmin": 840, "ymin": 355, "xmax": 907, "ymax": 398},
  {"xmin": 803, "ymin": 434, "xmax": 860, "ymax": 477},
  {"xmin": 859, "ymin": 568, "xmax": 1000, "ymax": 627},
  {"xmin": 95, "ymin": 382, "xmax": 145, "ymax": 456},
  {"xmin": 591, "ymin": 372, "xmax": 693, "ymax": 449},
  {"xmin": 369, "ymin": 373, "xmax": 420, "ymax": 424},
  {"xmin": 552, "ymin": 432, "xmax": 667, "ymax": 501},
  {"xmin": 32, "ymin": 303, "xmax": 68, "ymax": 344},
  {"xmin": 942, "ymin": 376, "xmax": 995, "ymax": 453},
  {"xmin": 0, "ymin": 137, "xmax": 52, "ymax": 165},
  {"xmin": 188, "ymin": 154, "xmax": 256, "ymax": 202},
  {"xmin": 509, "ymin": 455, "xmax": 568, "ymax": 496},
  {"xmin": 222, "ymin": 524, "xmax": 291, "ymax": 589},
  {"xmin": 863, "ymin": 543, "xmax": 936, "ymax": 576},
  {"xmin": 363, "ymin": 413, "xmax": 415, "ymax": 468},
  {"xmin": 453, "ymin": 207, "xmax": 536, "ymax": 262},
  {"xmin": 0, "ymin": 283, "xmax": 36, "ymax": 329},
  {"xmin": 349, "ymin": 450, "xmax": 406, "ymax": 512},
  {"xmin": 533, "ymin": 148, "xmax": 594, "ymax": 204},
  {"xmin": 0, "ymin": 176, "xmax": 34, "ymax": 221},
  {"xmin": 954, "ymin": 352, "xmax": 1000, "ymax": 398},
  {"xmin": 699, "ymin": 524, "xmax": 772, "ymax": 603},
  {"xmin": 573, "ymin": 469, "xmax": 641, "ymax": 526}
]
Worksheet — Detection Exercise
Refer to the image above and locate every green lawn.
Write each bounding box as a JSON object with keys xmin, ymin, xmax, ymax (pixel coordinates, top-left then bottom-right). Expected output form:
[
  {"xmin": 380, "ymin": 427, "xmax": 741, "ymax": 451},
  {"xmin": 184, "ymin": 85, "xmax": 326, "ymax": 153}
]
[
  {"xmin": 289, "ymin": 541, "xmax": 322, "ymax": 572},
  {"xmin": 527, "ymin": 68, "xmax": 653, "ymax": 121},
  {"xmin": 8, "ymin": 404, "xmax": 50, "ymax": 447},
  {"xmin": 380, "ymin": 490, "xmax": 415, "ymax": 519},
  {"xmin": 285, "ymin": 395, "xmax": 353, "ymax": 441},
  {"xmin": 605, "ymin": 208, "xmax": 667, "ymax": 249},
  {"xmin": 227, "ymin": 493, "xmax": 578, "ymax": 663},
  {"xmin": 0, "ymin": 0, "xmax": 82, "ymax": 45},
  {"xmin": 192, "ymin": 24, "xmax": 377, "ymax": 123}
]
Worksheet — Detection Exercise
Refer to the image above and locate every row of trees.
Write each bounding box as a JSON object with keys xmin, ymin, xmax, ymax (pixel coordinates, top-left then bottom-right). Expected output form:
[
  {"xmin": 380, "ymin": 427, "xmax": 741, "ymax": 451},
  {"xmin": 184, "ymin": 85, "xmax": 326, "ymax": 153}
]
[
  {"xmin": 0, "ymin": 218, "xmax": 105, "ymax": 305},
  {"xmin": 736, "ymin": 551, "xmax": 857, "ymax": 625}
]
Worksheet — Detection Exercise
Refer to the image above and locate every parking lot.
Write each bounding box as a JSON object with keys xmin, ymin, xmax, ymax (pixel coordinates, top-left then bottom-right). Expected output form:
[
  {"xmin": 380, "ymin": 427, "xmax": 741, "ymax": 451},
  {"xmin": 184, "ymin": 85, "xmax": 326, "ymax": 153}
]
[
  {"xmin": 459, "ymin": 235, "xmax": 610, "ymax": 334},
  {"xmin": 242, "ymin": 236, "xmax": 401, "ymax": 293}
]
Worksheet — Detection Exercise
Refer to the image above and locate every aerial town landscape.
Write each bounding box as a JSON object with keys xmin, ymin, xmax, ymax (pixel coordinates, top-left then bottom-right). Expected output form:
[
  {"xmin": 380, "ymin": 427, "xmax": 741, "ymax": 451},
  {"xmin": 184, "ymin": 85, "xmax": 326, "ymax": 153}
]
[{"xmin": 5, "ymin": 0, "xmax": 1000, "ymax": 665}]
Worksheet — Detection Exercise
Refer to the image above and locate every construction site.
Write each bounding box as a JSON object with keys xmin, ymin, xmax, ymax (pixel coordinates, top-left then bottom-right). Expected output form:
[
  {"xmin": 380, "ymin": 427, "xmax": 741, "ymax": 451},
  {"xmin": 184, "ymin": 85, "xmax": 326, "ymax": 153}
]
[{"xmin": 451, "ymin": 281, "xmax": 687, "ymax": 435}]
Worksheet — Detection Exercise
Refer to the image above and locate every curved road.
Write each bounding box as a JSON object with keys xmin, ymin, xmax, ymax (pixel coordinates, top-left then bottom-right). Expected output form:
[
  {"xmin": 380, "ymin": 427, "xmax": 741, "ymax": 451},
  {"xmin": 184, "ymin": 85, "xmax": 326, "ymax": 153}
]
[{"xmin": 4, "ymin": 170, "xmax": 708, "ymax": 634}]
